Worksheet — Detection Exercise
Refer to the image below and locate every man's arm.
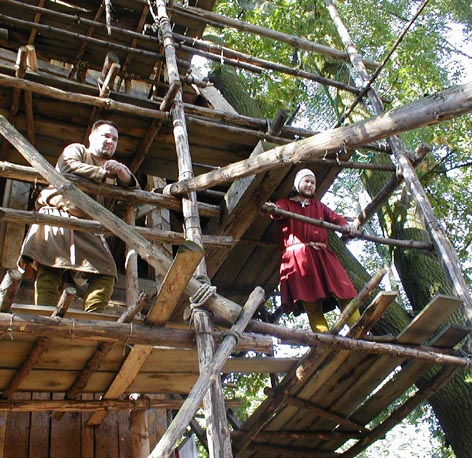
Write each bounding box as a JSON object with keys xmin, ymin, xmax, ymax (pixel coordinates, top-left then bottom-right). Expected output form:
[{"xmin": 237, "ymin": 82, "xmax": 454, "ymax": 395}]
[{"xmin": 103, "ymin": 160, "xmax": 138, "ymax": 188}]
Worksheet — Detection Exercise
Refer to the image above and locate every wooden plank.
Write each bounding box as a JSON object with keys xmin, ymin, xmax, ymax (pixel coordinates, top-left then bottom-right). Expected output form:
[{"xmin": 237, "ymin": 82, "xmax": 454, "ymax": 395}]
[
  {"xmin": 118, "ymin": 409, "xmax": 133, "ymax": 458},
  {"xmin": 0, "ymin": 369, "xmax": 199, "ymax": 394},
  {"xmin": 145, "ymin": 240, "xmax": 204, "ymax": 326},
  {"xmin": 87, "ymin": 344, "xmax": 153, "ymax": 426},
  {"xmin": 0, "ymin": 413, "xmax": 5, "ymax": 458},
  {"xmin": 320, "ymin": 326, "xmax": 470, "ymax": 453},
  {"xmin": 29, "ymin": 392, "xmax": 50, "ymax": 458},
  {"xmin": 50, "ymin": 393, "xmax": 81, "ymax": 458},
  {"xmin": 94, "ymin": 410, "xmax": 119, "ymax": 458},
  {"xmin": 80, "ymin": 393, "xmax": 94, "ymax": 458},
  {"xmin": 3, "ymin": 393, "xmax": 30, "ymax": 458},
  {"xmin": 272, "ymin": 295, "xmax": 464, "ymax": 452},
  {"xmin": 396, "ymin": 295, "xmax": 463, "ymax": 344}
]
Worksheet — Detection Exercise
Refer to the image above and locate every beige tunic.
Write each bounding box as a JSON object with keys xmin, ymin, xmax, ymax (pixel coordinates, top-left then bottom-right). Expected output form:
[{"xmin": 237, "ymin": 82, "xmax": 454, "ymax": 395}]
[{"xmin": 20, "ymin": 144, "xmax": 138, "ymax": 277}]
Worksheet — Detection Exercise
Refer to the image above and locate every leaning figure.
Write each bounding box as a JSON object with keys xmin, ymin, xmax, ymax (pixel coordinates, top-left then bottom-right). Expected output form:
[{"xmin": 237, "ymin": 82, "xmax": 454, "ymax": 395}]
[
  {"xmin": 19, "ymin": 120, "xmax": 138, "ymax": 312},
  {"xmin": 270, "ymin": 168, "xmax": 359, "ymax": 332}
]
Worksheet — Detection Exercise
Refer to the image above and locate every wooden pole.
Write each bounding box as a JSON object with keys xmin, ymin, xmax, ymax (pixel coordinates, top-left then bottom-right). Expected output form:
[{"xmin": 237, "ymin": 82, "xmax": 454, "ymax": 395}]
[
  {"xmin": 151, "ymin": 1, "xmax": 233, "ymax": 455},
  {"xmin": 0, "ymin": 207, "xmax": 230, "ymax": 247},
  {"xmin": 0, "ymin": 116, "xmax": 242, "ymax": 325},
  {"xmin": 0, "ymin": 161, "xmax": 221, "ymax": 219},
  {"xmin": 0, "ymin": 268, "xmax": 22, "ymax": 312},
  {"xmin": 149, "ymin": 287, "xmax": 265, "ymax": 458},
  {"xmin": 0, "ymin": 313, "xmax": 274, "ymax": 354},
  {"xmin": 0, "ymin": 398, "xmax": 241, "ymax": 412},
  {"xmin": 325, "ymin": 0, "xmax": 472, "ymax": 325},
  {"xmin": 246, "ymin": 320, "xmax": 468, "ymax": 367},
  {"xmin": 164, "ymin": 81, "xmax": 472, "ymax": 195},
  {"xmin": 261, "ymin": 204, "xmax": 432, "ymax": 250}
]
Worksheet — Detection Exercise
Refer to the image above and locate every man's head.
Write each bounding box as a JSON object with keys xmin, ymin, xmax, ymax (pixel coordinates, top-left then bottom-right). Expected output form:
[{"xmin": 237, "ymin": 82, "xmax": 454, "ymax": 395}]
[
  {"xmin": 294, "ymin": 168, "xmax": 316, "ymax": 198},
  {"xmin": 88, "ymin": 120, "xmax": 119, "ymax": 159}
]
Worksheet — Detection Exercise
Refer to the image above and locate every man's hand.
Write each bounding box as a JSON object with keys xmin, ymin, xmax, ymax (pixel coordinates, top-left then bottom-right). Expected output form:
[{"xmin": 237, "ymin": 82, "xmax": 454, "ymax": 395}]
[
  {"xmin": 103, "ymin": 160, "xmax": 133, "ymax": 184},
  {"xmin": 342, "ymin": 223, "xmax": 357, "ymax": 237}
]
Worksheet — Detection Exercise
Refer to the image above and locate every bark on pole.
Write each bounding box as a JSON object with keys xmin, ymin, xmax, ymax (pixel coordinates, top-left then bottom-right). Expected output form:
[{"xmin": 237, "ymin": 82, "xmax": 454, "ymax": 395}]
[
  {"xmin": 149, "ymin": 287, "xmax": 265, "ymax": 458},
  {"xmin": 165, "ymin": 80, "xmax": 472, "ymax": 195},
  {"xmin": 325, "ymin": 0, "xmax": 472, "ymax": 326},
  {"xmin": 152, "ymin": 1, "xmax": 233, "ymax": 456}
]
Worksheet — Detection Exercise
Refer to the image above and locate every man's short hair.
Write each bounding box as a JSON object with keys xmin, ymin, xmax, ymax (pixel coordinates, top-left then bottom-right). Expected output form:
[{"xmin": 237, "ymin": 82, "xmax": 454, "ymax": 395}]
[{"xmin": 91, "ymin": 119, "xmax": 118, "ymax": 131}]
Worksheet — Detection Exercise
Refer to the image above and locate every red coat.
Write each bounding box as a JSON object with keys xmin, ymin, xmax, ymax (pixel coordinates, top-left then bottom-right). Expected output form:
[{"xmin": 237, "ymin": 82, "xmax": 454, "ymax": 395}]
[{"xmin": 274, "ymin": 198, "xmax": 357, "ymax": 315}]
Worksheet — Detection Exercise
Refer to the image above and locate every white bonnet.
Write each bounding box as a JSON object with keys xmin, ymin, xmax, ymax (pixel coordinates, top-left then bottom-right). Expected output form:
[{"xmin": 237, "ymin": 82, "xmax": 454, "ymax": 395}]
[{"xmin": 294, "ymin": 168, "xmax": 315, "ymax": 192}]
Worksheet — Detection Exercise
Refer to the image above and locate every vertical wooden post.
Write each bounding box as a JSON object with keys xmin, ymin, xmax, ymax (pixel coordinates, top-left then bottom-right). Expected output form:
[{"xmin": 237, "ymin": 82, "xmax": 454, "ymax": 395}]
[
  {"xmin": 152, "ymin": 2, "xmax": 233, "ymax": 456},
  {"xmin": 130, "ymin": 410, "xmax": 150, "ymax": 458},
  {"xmin": 125, "ymin": 206, "xmax": 140, "ymax": 307},
  {"xmin": 325, "ymin": 0, "xmax": 472, "ymax": 325}
]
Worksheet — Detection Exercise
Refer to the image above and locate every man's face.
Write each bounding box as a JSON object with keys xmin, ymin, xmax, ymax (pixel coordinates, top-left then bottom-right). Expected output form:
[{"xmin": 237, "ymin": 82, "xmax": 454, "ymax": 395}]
[
  {"xmin": 88, "ymin": 124, "xmax": 118, "ymax": 159},
  {"xmin": 298, "ymin": 175, "xmax": 317, "ymax": 198}
]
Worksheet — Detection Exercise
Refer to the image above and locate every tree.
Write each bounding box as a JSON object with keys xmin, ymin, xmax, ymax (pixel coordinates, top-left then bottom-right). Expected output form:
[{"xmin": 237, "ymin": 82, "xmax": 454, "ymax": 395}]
[{"xmin": 207, "ymin": 0, "xmax": 472, "ymax": 456}]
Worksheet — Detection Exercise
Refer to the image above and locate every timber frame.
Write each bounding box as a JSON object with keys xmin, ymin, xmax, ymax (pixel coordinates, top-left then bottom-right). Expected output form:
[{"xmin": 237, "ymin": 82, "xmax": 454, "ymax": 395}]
[{"xmin": 0, "ymin": 1, "xmax": 471, "ymax": 457}]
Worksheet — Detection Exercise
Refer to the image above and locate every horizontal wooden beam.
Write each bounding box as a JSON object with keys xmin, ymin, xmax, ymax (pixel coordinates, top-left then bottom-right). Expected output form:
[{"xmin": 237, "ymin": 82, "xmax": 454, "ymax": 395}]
[
  {"xmin": 165, "ymin": 81, "xmax": 472, "ymax": 195},
  {"xmin": 0, "ymin": 207, "xmax": 232, "ymax": 248},
  {"xmin": 261, "ymin": 204, "xmax": 432, "ymax": 250},
  {"xmin": 247, "ymin": 320, "xmax": 469, "ymax": 367},
  {"xmin": 0, "ymin": 397, "xmax": 241, "ymax": 412},
  {"xmin": 0, "ymin": 161, "xmax": 220, "ymax": 219},
  {"xmin": 0, "ymin": 311, "xmax": 275, "ymax": 354}
]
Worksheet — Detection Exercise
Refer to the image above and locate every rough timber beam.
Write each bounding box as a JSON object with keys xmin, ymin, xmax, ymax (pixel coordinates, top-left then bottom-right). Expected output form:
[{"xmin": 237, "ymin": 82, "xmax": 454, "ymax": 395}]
[
  {"xmin": 0, "ymin": 312, "xmax": 273, "ymax": 353},
  {"xmin": 0, "ymin": 161, "xmax": 220, "ymax": 219},
  {"xmin": 0, "ymin": 117, "xmax": 242, "ymax": 325},
  {"xmin": 165, "ymin": 81, "xmax": 472, "ymax": 195}
]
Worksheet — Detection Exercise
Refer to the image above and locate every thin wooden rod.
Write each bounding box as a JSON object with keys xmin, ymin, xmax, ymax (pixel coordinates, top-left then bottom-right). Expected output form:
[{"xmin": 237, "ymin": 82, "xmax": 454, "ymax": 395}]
[
  {"xmin": 0, "ymin": 161, "xmax": 220, "ymax": 219},
  {"xmin": 231, "ymin": 429, "xmax": 361, "ymax": 442},
  {"xmin": 151, "ymin": 1, "xmax": 234, "ymax": 455},
  {"xmin": 0, "ymin": 14, "xmax": 188, "ymax": 67},
  {"xmin": 354, "ymin": 144, "xmax": 430, "ymax": 228},
  {"xmin": 0, "ymin": 72, "xmax": 297, "ymax": 145},
  {"xmin": 277, "ymin": 393, "xmax": 368, "ymax": 433},
  {"xmin": 246, "ymin": 321, "xmax": 468, "ymax": 367},
  {"xmin": 173, "ymin": 36, "xmax": 362, "ymax": 95},
  {"xmin": 168, "ymin": 3, "xmax": 379, "ymax": 70},
  {"xmin": 336, "ymin": 0, "xmax": 432, "ymax": 127},
  {"xmin": 261, "ymin": 204, "xmax": 432, "ymax": 250},
  {"xmin": 0, "ymin": 207, "xmax": 232, "ymax": 248},
  {"xmin": 0, "ymin": 397, "xmax": 241, "ymax": 412},
  {"xmin": 164, "ymin": 81, "xmax": 472, "ymax": 195}
]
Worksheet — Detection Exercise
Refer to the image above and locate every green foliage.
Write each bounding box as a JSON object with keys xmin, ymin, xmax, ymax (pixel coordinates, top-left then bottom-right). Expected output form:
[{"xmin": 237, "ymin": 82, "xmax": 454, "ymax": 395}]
[{"xmin": 206, "ymin": 1, "xmax": 472, "ymax": 455}]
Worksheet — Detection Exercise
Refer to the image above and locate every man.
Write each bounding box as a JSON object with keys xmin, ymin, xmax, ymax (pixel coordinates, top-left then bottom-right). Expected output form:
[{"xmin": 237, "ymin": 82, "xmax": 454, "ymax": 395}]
[
  {"xmin": 270, "ymin": 168, "xmax": 359, "ymax": 332},
  {"xmin": 19, "ymin": 120, "xmax": 138, "ymax": 312}
]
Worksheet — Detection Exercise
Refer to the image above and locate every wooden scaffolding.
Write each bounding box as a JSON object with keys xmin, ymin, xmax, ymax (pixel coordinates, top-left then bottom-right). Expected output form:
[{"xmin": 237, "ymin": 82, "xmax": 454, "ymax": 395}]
[{"xmin": 0, "ymin": 1, "xmax": 471, "ymax": 457}]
